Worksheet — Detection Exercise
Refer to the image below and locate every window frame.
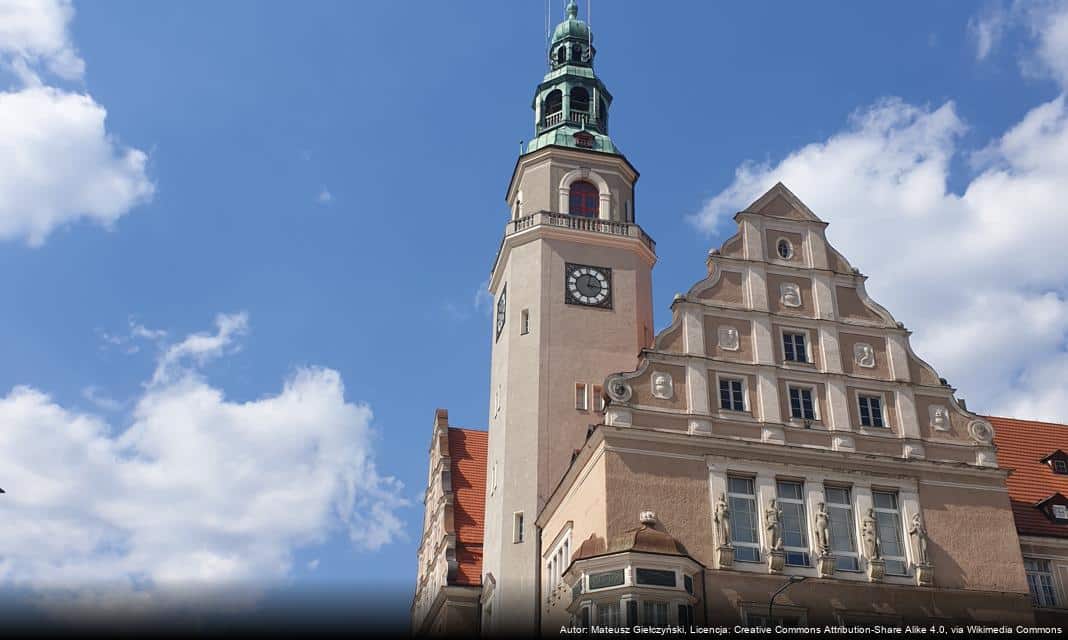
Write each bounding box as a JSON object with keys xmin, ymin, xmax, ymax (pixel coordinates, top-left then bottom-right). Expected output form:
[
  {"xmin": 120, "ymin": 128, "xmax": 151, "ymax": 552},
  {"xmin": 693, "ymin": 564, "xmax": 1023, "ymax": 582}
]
[
  {"xmin": 575, "ymin": 382, "xmax": 588, "ymax": 411},
  {"xmin": 824, "ymin": 485, "xmax": 860, "ymax": 572},
  {"xmin": 1053, "ymin": 459, "xmax": 1068, "ymax": 475},
  {"xmin": 520, "ymin": 308, "xmax": 530, "ymax": 335},
  {"xmin": 593, "ymin": 384, "xmax": 606, "ymax": 412},
  {"xmin": 857, "ymin": 392, "xmax": 887, "ymax": 429},
  {"xmin": 716, "ymin": 374, "xmax": 748, "ymax": 413},
  {"xmin": 787, "ymin": 383, "xmax": 820, "ymax": 421},
  {"xmin": 1024, "ymin": 557, "xmax": 1058, "ymax": 608},
  {"xmin": 775, "ymin": 237, "xmax": 795, "ymax": 261},
  {"xmin": 871, "ymin": 490, "xmax": 908, "ymax": 575},
  {"xmin": 727, "ymin": 475, "xmax": 761, "ymax": 563},
  {"xmin": 513, "ymin": 511, "xmax": 524, "ymax": 544},
  {"xmin": 781, "ymin": 328, "xmax": 812, "ymax": 364},
  {"xmin": 776, "ymin": 479, "xmax": 811, "ymax": 567},
  {"xmin": 568, "ymin": 180, "xmax": 600, "ymax": 218}
]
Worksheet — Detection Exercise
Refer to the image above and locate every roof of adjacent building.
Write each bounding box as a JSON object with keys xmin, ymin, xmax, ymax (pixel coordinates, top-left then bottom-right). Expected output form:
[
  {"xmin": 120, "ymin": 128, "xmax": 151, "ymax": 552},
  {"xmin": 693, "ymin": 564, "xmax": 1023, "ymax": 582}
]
[
  {"xmin": 447, "ymin": 427, "xmax": 487, "ymax": 586},
  {"xmin": 989, "ymin": 415, "xmax": 1068, "ymax": 538}
]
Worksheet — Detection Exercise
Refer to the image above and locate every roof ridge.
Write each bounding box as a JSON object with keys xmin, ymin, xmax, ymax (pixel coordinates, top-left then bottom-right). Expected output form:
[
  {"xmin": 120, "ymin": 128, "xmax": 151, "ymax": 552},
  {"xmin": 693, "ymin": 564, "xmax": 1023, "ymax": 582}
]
[{"xmin": 987, "ymin": 415, "xmax": 1068, "ymax": 428}]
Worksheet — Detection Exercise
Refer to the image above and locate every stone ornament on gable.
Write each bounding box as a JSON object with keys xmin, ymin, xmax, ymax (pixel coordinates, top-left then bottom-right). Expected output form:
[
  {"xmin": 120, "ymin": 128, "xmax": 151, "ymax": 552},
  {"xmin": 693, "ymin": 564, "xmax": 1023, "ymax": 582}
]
[
  {"xmin": 968, "ymin": 419, "xmax": 994, "ymax": 444},
  {"xmin": 718, "ymin": 325, "xmax": 740, "ymax": 351},
  {"xmin": 929, "ymin": 405, "xmax": 950, "ymax": 432},
  {"xmin": 605, "ymin": 375, "xmax": 632, "ymax": 403},
  {"xmin": 780, "ymin": 282, "xmax": 802, "ymax": 308},
  {"xmin": 854, "ymin": 343, "xmax": 876, "ymax": 369},
  {"xmin": 651, "ymin": 371, "xmax": 674, "ymax": 400}
]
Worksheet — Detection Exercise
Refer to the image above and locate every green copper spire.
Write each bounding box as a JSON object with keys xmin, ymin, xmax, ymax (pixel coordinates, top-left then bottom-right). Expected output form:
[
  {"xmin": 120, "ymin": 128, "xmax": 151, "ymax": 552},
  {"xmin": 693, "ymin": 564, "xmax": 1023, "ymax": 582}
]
[{"xmin": 526, "ymin": 1, "xmax": 620, "ymax": 156}]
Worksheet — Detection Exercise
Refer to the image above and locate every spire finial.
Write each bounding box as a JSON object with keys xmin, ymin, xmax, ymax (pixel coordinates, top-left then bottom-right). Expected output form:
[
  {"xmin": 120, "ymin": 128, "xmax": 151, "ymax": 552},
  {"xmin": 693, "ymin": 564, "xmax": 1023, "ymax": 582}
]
[{"xmin": 566, "ymin": 0, "xmax": 578, "ymax": 19}]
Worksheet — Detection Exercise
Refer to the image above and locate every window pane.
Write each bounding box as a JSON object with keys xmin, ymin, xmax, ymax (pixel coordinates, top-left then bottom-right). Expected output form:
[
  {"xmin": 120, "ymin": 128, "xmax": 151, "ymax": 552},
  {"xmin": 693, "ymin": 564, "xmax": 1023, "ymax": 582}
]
[
  {"xmin": 873, "ymin": 492, "xmax": 896, "ymax": 510},
  {"xmin": 642, "ymin": 601, "xmax": 669, "ymax": 626},
  {"xmin": 728, "ymin": 477, "xmax": 754, "ymax": 495},
  {"xmin": 782, "ymin": 502, "xmax": 807, "ymax": 548},
  {"xmin": 777, "ymin": 480, "xmax": 803, "ymax": 501},
  {"xmin": 635, "ymin": 568, "xmax": 675, "ymax": 587},
  {"xmin": 730, "ymin": 496, "xmax": 758, "ymax": 544},
  {"xmin": 588, "ymin": 569, "xmax": 624, "ymax": 590},
  {"xmin": 719, "ymin": 380, "xmax": 731, "ymax": 409}
]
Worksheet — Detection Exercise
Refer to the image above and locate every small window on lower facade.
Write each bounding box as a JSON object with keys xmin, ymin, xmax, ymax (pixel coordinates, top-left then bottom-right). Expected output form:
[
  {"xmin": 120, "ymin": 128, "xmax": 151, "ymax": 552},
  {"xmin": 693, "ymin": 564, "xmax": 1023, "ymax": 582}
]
[
  {"xmin": 642, "ymin": 601, "xmax": 669, "ymax": 626},
  {"xmin": 719, "ymin": 377, "xmax": 745, "ymax": 412},
  {"xmin": 597, "ymin": 601, "xmax": 622, "ymax": 626},
  {"xmin": 1025, "ymin": 558, "xmax": 1058, "ymax": 607},
  {"xmin": 858, "ymin": 394, "xmax": 885, "ymax": 428},
  {"xmin": 788, "ymin": 385, "xmax": 817, "ymax": 421},
  {"xmin": 678, "ymin": 603, "xmax": 695, "ymax": 626}
]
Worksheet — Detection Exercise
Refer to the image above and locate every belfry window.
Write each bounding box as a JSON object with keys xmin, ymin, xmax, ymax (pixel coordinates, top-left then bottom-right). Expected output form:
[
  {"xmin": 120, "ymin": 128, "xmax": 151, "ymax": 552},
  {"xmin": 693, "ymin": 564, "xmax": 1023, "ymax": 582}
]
[
  {"xmin": 544, "ymin": 89, "xmax": 563, "ymax": 123},
  {"xmin": 556, "ymin": 46, "xmax": 566, "ymax": 65},
  {"xmin": 571, "ymin": 43, "xmax": 583, "ymax": 62},
  {"xmin": 571, "ymin": 87, "xmax": 590, "ymax": 115},
  {"xmin": 569, "ymin": 181, "xmax": 599, "ymax": 217}
]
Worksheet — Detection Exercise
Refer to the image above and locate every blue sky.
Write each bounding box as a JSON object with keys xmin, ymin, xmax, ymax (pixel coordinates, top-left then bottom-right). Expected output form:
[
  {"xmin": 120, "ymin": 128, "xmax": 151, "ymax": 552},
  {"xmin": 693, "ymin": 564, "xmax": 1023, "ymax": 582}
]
[{"xmin": 2, "ymin": 0, "xmax": 1068, "ymax": 617}]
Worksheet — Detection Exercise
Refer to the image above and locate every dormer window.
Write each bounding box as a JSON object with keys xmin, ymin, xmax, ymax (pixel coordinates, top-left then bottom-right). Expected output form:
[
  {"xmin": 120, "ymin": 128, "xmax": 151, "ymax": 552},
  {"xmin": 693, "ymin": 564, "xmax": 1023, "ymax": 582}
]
[{"xmin": 1042, "ymin": 450, "xmax": 1068, "ymax": 474}]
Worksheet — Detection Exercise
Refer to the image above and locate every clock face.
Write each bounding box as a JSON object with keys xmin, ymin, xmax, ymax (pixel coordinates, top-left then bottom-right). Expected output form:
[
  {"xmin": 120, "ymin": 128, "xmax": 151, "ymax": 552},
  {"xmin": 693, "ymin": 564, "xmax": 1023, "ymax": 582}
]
[
  {"xmin": 565, "ymin": 263, "xmax": 612, "ymax": 308},
  {"xmin": 496, "ymin": 286, "xmax": 507, "ymax": 341}
]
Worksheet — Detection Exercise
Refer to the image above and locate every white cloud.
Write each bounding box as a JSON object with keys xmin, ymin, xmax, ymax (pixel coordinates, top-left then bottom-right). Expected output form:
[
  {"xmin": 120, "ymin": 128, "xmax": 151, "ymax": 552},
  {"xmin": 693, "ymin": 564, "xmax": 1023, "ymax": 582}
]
[
  {"xmin": 969, "ymin": 5, "xmax": 1008, "ymax": 61},
  {"xmin": 0, "ymin": 313, "xmax": 406, "ymax": 612},
  {"xmin": 691, "ymin": 5, "xmax": 1068, "ymax": 422},
  {"xmin": 81, "ymin": 385, "xmax": 124, "ymax": 412},
  {"xmin": 317, "ymin": 188, "xmax": 333, "ymax": 204},
  {"xmin": 0, "ymin": 1, "xmax": 153, "ymax": 246},
  {"xmin": 0, "ymin": 0, "xmax": 83, "ymax": 82}
]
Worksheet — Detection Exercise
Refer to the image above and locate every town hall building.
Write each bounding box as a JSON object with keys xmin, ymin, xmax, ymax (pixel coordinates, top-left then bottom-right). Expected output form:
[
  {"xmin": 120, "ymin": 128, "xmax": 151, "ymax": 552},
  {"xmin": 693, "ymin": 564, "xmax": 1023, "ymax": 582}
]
[{"xmin": 412, "ymin": 3, "xmax": 1068, "ymax": 634}]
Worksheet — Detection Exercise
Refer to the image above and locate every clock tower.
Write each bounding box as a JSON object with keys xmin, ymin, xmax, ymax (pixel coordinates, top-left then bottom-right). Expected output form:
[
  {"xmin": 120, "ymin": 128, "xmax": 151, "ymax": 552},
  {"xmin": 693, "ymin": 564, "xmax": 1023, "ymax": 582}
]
[{"xmin": 481, "ymin": 2, "xmax": 656, "ymax": 632}]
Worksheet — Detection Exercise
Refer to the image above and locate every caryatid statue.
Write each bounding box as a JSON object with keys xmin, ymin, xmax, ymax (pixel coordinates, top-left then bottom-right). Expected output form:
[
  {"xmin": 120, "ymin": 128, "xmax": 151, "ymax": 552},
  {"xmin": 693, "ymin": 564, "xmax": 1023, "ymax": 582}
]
[
  {"xmin": 765, "ymin": 498, "xmax": 784, "ymax": 551},
  {"xmin": 814, "ymin": 502, "xmax": 831, "ymax": 554},
  {"xmin": 714, "ymin": 493, "xmax": 732, "ymax": 547},
  {"xmin": 862, "ymin": 508, "xmax": 880, "ymax": 559},
  {"xmin": 909, "ymin": 513, "xmax": 930, "ymax": 564}
]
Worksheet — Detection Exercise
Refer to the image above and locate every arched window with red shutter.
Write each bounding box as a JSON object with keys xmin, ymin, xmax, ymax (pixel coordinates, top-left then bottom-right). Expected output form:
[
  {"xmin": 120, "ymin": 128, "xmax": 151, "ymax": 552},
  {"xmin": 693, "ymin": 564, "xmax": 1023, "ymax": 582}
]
[{"xmin": 568, "ymin": 181, "xmax": 599, "ymax": 218}]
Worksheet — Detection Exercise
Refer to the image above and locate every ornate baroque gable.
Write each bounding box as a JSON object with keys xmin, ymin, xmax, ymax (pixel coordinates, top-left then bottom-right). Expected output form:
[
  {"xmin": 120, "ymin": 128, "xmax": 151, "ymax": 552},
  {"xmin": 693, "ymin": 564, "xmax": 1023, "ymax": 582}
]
[{"xmin": 604, "ymin": 183, "xmax": 997, "ymax": 466}]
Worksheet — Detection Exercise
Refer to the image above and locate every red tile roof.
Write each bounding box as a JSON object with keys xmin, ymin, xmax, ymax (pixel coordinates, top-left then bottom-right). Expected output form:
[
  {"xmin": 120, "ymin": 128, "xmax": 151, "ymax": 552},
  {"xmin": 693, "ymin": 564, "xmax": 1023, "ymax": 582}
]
[
  {"xmin": 448, "ymin": 427, "xmax": 487, "ymax": 586},
  {"xmin": 989, "ymin": 416, "xmax": 1068, "ymax": 538}
]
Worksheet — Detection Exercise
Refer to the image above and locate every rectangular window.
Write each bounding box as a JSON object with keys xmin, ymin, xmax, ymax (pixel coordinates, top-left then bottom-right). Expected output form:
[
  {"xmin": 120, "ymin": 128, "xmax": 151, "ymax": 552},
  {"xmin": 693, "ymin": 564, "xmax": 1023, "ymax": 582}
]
[
  {"xmin": 635, "ymin": 568, "xmax": 675, "ymax": 587},
  {"xmin": 513, "ymin": 512, "xmax": 524, "ymax": 544},
  {"xmin": 788, "ymin": 386, "xmax": 817, "ymax": 420},
  {"xmin": 626, "ymin": 600, "xmax": 638, "ymax": 626},
  {"xmin": 575, "ymin": 383, "xmax": 588, "ymax": 411},
  {"xmin": 588, "ymin": 569, "xmax": 625, "ymax": 590},
  {"xmin": 859, "ymin": 394, "xmax": 885, "ymax": 428},
  {"xmin": 825, "ymin": 486, "xmax": 859, "ymax": 571},
  {"xmin": 1053, "ymin": 504, "xmax": 1068, "ymax": 521},
  {"xmin": 684, "ymin": 574, "xmax": 694, "ymax": 595},
  {"xmin": 719, "ymin": 378, "xmax": 746, "ymax": 412},
  {"xmin": 777, "ymin": 480, "xmax": 810, "ymax": 567},
  {"xmin": 678, "ymin": 604, "xmax": 695, "ymax": 627},
  {"xmin": 1054, "ymin": 460, "xmax": 1068, "ymax": 474},
  {"xmin": 783, "ymin": 332, "xmax": 808, "ymax": 362},
  {"xmin": 872, "ymin": 491, "xmax": 907, "ymax": 575},
  {"xmin": 642, "ymin": 601, "xmax": 669, "ymax": 626},
  {"xmin": 597, "ymin": 602, "xmax": 622, "ymax": 626},
  {"xmin": 593, "ymin": 385, "xmax": 605, "ymax": 412},
  {"xmin": 1025, "ymin": 558, "xmax": 1058, "ymax": 607},
  {"xmin": 520, "ymin": 309, "xmax": 530, "ymax": 335},
  {"xmin": 728, "ymin": 476, "xmax": 760, "ymax": 562}
]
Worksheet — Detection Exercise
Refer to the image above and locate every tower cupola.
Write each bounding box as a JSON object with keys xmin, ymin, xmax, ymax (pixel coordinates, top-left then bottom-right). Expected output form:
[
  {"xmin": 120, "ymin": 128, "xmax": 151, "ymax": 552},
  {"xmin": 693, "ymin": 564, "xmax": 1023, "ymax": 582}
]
[{"xmin": 527, "ymin": 0, "xmax": 619, "ymax": 155}]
